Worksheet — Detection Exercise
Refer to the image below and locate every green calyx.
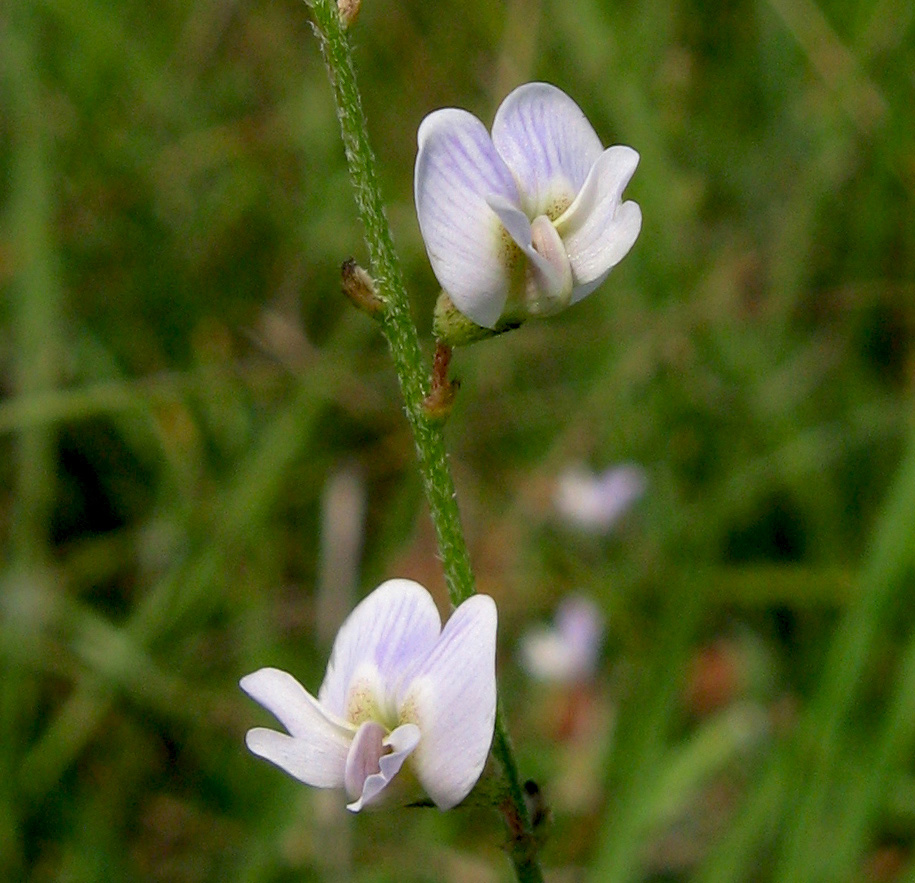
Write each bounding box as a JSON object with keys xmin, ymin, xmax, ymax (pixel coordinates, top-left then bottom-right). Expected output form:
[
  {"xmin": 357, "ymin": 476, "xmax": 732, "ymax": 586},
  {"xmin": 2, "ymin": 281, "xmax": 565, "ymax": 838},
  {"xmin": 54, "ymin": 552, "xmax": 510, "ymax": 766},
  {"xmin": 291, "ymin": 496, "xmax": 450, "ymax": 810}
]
[{"xmin": 432, "ymin": 292, "xmax": 523, "ymax": 347}]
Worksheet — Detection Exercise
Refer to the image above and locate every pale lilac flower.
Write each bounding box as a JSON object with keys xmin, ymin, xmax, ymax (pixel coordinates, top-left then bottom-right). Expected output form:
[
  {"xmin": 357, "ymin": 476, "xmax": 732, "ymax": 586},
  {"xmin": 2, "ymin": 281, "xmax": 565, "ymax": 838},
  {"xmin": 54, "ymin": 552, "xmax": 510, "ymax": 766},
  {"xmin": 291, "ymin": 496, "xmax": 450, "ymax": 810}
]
[
  {"xmin": 415, "ymin": 82, "xmax": 641, "ymax": 330},
  {"xmin": 520, "ymin": 595, "xmax": 604, "ymax": 683},
  {"xmin": 555, "ymin": 463, "xmax": 647, "ymax": 533},
  {"xmin": 240, "ymin": 579, "xmax": 497, "ymax": 812}
]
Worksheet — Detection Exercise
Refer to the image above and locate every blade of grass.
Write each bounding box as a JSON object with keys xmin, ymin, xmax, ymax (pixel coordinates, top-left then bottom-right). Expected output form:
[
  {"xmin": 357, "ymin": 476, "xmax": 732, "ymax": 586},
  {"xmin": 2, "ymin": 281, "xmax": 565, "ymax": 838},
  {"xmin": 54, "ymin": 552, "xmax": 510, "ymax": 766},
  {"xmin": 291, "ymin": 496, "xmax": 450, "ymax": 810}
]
[
  {"xmin": 3, "ymin": 5, "xmax": 63, "ymax": 565},
  {"xmin": 765, "ymin": 0, "xmax": 886, "ymax": 136},
  {"xmin": 824, "ymin": 612, "xmax": 915, "ymax": 880},
  {"xmin": 1, "ymin": 7, "xmax": 65, "ymax": 875},
  {"xmin": 694, "ymin": 747, "xmax": 791, "ymax": 883},
  {"xmin": 772, "ymin": 429, "xmax": 915, "ymax": 883}
]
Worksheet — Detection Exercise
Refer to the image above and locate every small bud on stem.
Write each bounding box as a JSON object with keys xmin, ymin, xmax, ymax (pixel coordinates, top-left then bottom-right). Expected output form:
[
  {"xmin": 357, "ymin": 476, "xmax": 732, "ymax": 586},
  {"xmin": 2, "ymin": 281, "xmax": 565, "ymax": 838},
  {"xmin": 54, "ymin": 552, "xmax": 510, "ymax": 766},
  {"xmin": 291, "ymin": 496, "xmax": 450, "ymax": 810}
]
[
  {"xmin": 337, "ymin": 0, "xmax": 361, "ymax": 29},
  {"xmin": 341, "ymin": 259, "xmax": 384, "ymax": 317}
]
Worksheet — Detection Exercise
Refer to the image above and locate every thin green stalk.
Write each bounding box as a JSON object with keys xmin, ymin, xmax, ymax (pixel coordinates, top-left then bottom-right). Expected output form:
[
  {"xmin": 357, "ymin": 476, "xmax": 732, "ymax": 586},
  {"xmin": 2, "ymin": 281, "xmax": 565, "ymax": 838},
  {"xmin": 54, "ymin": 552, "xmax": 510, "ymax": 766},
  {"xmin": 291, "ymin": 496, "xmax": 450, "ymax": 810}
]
[
  {"xmin": 305, "ymin": 3, "xmax": 542, "ymax": 880},
  {"xmin": 824, "ymin": 612, "xmax": 915, "ymax": 880},
  {"xmin": 0, "ymin": 9, "xmax": 63, "ymax": 875},
  {"xmin": 4, "ymin": 5, "xmax": 62, "ymax": 566},
  {"xmin": 307, "ymin": 0, "xmax": 474, "ymax": 607}
]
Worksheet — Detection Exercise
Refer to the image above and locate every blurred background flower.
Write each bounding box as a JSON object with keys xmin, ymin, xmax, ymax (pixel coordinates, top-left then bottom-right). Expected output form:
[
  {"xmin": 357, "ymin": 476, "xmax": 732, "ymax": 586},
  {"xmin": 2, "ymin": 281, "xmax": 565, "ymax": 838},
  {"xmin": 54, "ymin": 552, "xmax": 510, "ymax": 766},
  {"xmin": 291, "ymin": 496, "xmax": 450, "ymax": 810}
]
[
  {"xmin": 554, "ymin": 463, "xmax": 647, "ymax": 534},
  {"xmin": 519, "ymin": 594, "xmax": 604, "ymax": 684}
]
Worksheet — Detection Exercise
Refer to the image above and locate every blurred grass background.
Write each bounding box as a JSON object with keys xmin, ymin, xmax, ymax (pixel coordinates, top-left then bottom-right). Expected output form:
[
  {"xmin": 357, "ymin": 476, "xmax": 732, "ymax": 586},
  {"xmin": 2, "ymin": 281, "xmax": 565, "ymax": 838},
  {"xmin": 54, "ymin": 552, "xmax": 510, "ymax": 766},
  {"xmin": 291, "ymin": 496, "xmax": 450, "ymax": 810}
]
[{"xmin": 1, "ymin": 0, "xmax": 914, "ymax": 880}]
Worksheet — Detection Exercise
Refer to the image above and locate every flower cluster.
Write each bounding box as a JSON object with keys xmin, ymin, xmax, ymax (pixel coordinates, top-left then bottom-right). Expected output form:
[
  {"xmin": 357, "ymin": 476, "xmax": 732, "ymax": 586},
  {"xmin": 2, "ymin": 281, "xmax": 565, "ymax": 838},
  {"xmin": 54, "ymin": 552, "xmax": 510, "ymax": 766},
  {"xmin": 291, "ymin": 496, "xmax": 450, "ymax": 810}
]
[
  {"xmin": 415, "ymin": 82, "xmax": 641, "ymax": 337},
  {"xmin": 242, "ymin": 82, "xmax": 643, "ymax": 821},
  {"xmin": 241, "ymin": 579, "xmax": 497, "ymax": 812}
]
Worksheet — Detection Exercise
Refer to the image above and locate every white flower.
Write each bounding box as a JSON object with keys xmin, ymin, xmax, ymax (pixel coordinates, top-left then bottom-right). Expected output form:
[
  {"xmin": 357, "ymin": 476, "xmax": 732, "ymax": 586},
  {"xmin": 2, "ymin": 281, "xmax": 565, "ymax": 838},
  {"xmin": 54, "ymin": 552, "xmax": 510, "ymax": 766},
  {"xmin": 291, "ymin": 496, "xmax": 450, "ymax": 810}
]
[
  {"xmin": 520, "ymin": 595, "xmax": 604, "ymax": 683},
  {"xmin": 414, "ymin": 82, "xmax": 641, "ymax": 330},
  {"xmin": 240, "ymin": 579, "xmax": 497, "ymax": 812},
  {"xmin": 555, "ymin": 463, "xmax": 647, "ymax": 533}
]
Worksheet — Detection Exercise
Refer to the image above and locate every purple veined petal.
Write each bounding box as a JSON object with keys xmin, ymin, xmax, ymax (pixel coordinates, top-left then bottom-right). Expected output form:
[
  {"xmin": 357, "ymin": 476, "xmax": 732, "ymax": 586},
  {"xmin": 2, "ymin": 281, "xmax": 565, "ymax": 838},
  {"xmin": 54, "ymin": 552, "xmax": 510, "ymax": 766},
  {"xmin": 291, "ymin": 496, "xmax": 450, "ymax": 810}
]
[
  {"xmin": 346, "ymin": 723, "xmax": 421, "ymax": 812},
  {"xmin": 553, "ymin": 145, "xmax": 642, "ymax": 303},
  {"xmin": 319, "ymin": 579, "xmax": 442, "ymax": 720},
  {"xmin": 491, "ymin": 82, "xmax": 604, "ymax": 220},
  {"xmin": 241, "ymin": 668, "xmax": 354, "ymax": 788},
  {"xmin": 398, "ymin": 595, "xmax": 497, "ymax": 810},
  {"xmin": 415, "ymin": 108, "xmax": 523, "ymax": 329}
]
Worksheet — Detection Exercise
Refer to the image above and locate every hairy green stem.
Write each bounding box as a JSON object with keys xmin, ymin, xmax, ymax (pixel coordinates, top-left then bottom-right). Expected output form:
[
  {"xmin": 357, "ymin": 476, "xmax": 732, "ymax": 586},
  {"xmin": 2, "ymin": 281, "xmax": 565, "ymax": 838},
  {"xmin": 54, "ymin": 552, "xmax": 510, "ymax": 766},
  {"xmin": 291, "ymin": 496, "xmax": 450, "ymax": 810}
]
[{"xmin": 306, "ymin": 3, "xmax": 543, "ymax": 881}]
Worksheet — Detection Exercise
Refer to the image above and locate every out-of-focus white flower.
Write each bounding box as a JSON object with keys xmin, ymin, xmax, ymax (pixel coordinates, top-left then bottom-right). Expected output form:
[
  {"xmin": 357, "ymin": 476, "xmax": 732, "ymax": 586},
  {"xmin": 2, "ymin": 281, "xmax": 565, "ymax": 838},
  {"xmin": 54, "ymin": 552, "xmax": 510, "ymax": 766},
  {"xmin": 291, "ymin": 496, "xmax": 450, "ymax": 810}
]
[
  {"xmin": 554, "ymin": 463, "xmax": 646, "ymax": 533},
  {"xmin": 520, "ymin": 595, "xmax": 604, "ymax": 683},
  {"xmin": 241, "ymin": 579, "xmax": 497, "ymax": 812},
  {"xmin": 415, "ymin": 82, "xmax": 641, "ymax": 331}
]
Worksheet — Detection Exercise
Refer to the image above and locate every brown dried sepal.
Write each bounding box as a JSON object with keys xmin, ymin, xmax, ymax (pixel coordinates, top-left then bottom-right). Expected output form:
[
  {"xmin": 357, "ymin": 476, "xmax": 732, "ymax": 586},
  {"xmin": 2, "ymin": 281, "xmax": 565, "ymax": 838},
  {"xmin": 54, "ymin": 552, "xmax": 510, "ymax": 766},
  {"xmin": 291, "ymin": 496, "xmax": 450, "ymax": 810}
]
[{"xmin": 422, "ymin": 340, "xmax": 460, "ymax": 421}]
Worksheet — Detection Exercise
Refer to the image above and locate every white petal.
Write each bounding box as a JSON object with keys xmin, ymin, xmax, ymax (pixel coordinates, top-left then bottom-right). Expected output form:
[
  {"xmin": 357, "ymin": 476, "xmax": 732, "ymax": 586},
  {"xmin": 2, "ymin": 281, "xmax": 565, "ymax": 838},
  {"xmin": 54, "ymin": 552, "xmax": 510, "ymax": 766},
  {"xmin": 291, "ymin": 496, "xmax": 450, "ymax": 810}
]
[
  {"xmin": 554, "ymin": 145, "xmax": 642, "ymax": 302},
  {"xmin": 319, "ymin": 579, "xmax": 441, "ymax": 720},
  {"xmin": 240, "ymin": 667, "xmax": 353, "ymax": 737},
  {"xmin": 240, "ymin": 667, "xmax": 354, "ymax": 788},
  {"xmin": 491, "ymin": 82, "xmax": 604, "ymax": 219},
  {"xmin": 399, "ymin": 595, "xmax": 497, "ymax": 810},
  {"xmin": 346, "ymin": 723, "xmax": 421, "ymax": 812},
  {"xmin": 245, "ymin": 727, "xmax": 349, "ymax": 788},
  {"xmin": 415, "ymin": 108, "xmax": 522, "ymax": 328},
  {"xmin": 528, "ymin": 214, "xmax": 574, "ymax": 314}
]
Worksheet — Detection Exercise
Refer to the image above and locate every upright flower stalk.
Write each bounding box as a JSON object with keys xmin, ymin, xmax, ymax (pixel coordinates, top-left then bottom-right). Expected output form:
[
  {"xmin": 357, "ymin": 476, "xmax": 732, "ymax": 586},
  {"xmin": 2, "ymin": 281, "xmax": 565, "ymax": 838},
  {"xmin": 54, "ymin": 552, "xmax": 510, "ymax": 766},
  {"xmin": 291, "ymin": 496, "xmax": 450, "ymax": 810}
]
[{"xmin": 305, "ymin": 1, "xmax": 543, "ymax": 880}]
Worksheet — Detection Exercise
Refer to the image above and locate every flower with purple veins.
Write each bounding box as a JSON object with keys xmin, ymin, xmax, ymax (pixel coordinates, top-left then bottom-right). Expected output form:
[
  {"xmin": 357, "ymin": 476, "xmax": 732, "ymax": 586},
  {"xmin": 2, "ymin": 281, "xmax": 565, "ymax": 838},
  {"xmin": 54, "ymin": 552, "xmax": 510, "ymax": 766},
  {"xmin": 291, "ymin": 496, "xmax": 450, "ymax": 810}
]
[
  {"xmin": 415, "ymin": 82, "xmax": 641, "ymax": 335},
  {"xmin": 240, "ymin": 579, "xmax": 497, "ymax": 812}
]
